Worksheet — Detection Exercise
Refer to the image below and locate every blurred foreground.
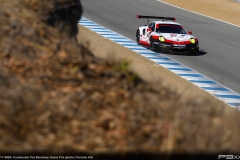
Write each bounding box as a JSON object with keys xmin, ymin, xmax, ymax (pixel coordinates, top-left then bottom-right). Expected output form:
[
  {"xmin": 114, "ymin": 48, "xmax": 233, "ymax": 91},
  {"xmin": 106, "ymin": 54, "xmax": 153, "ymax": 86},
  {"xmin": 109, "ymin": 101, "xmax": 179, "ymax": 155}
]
[{"xmin": 0, "ymin": 0, "xmax": 240, "ymax": 159}]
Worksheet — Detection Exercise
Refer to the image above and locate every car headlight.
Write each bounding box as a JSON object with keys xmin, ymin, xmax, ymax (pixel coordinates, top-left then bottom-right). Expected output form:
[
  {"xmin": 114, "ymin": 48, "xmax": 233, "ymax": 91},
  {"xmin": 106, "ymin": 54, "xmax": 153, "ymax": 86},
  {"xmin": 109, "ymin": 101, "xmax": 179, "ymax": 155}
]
[
  {"xmin": 159, "ymin": 36, "xmax": 165, "ymax": 42},
  {"xmin": 189, "ymin": 38, "xmax": 196, "ymax": 44}
]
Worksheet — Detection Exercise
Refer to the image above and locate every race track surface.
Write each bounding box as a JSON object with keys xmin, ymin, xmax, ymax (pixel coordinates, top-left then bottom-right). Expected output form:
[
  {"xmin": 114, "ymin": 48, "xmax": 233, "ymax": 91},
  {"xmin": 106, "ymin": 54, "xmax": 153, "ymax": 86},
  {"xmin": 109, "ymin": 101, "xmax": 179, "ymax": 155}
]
[{"xmin": 81, "ymin": 0, "xmax": 240, "ymax": 94}]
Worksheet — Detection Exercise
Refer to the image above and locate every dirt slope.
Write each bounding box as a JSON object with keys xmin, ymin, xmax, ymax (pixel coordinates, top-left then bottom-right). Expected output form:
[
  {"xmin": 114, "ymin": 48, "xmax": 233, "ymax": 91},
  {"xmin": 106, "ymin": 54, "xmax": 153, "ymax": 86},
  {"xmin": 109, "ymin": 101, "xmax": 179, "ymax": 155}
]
[{"xmin": 1, "ymin": 0, "xmax": 240, "ymax": 158}]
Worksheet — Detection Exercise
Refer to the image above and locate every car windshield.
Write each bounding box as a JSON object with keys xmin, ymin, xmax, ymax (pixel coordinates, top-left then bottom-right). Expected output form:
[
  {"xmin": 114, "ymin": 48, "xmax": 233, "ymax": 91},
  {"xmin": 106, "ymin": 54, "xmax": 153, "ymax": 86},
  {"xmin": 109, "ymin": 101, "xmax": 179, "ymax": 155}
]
[{"xmin": 156, "ymin": 24, "xmax": 186, "ymax": 34}]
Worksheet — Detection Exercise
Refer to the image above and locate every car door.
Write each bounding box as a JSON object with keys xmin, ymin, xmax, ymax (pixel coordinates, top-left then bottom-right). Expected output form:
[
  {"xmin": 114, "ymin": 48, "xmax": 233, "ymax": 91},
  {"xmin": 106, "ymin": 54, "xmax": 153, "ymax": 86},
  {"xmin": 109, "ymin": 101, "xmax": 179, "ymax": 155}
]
[
  {"xmin": 146, "ymin": 22, "xmax": 155, "ymax": 44},
  {"xmin": 140, "ymin": 27, "xmax": 148, "ymax": 43}
]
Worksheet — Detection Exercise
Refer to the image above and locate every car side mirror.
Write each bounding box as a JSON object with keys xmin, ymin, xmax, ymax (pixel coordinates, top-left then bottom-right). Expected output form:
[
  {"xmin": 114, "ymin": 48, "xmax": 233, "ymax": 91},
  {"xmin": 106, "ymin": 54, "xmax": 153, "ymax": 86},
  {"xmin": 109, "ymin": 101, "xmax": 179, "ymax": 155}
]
[
  {"xmin": 188, "ymin": 31, "xmax": 192, "ymax": 35},
  {"xmin": 147, "ymin": 28, "xmax": 152, "ymax": 32}
]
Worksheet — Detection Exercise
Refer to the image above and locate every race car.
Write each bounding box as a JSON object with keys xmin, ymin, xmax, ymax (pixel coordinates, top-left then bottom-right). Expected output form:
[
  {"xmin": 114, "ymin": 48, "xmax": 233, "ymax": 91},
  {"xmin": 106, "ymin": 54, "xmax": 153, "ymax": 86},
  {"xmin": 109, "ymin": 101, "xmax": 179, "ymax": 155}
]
[{"xmin": 136, "ymin": 15, "xmax": 199, "ymax": 55}]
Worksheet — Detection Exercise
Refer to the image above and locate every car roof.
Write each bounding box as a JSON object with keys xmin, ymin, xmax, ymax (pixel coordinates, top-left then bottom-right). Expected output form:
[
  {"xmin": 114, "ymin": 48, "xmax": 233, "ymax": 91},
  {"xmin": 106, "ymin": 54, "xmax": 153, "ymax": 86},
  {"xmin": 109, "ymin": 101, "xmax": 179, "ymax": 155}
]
[{"xmin": 153, "ymin": 21, "xmax": 181, "ymax": 25}]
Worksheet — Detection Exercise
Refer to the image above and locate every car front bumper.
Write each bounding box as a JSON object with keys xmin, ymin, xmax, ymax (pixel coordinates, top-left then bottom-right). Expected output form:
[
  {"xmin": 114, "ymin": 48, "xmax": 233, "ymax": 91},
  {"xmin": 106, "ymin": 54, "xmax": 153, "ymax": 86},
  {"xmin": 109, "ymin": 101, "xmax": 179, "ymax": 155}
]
[{"xmin": 153, "ymin": 41, "xmax": 199, "ymax": 54}]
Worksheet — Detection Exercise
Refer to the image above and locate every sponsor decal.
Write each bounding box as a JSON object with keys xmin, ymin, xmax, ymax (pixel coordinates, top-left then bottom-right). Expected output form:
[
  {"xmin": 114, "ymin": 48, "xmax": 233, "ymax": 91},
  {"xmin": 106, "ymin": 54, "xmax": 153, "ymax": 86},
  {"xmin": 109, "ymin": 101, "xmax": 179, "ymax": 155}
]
[
  {"xmin": 170, "ymin": 34, "xmax": 177, "ymax": 37},
  {"xmin": 173, "ymin": 44, "xmax": 186, "ymax": 49}
]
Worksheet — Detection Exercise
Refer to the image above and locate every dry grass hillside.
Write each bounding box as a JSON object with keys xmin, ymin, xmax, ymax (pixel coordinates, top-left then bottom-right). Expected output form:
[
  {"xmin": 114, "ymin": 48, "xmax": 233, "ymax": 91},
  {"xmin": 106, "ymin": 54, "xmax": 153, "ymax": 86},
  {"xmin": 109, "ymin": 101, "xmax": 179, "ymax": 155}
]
[{"xmin": 0, "ymin": 0, "xmax": 240, "ymax": 159}]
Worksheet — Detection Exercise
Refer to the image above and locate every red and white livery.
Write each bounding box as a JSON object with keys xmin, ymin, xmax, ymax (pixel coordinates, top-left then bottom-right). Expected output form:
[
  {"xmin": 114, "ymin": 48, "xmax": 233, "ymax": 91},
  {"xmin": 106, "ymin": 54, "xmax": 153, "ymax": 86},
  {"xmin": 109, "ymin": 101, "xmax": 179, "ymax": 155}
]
[{"xmin": 136, "ymin": 15, "xmax": 199, "ymax": 55}]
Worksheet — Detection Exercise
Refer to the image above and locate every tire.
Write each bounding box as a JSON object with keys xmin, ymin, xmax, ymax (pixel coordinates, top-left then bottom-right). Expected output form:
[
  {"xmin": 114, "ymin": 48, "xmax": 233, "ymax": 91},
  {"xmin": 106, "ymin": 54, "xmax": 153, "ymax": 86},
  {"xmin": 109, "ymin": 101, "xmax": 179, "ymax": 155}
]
[
  {"xmin": 194, "ymin": 51, "xmax": 199, "ymax": 56},
  {"xmin": 196, "ymin": 48, "xmax": 200, "ymax": 55},
  {"xmin": 136, "ymin": 30, "xmax": 140, "ymax": 45},
  {"xmin": 150, "ymin": 37, "xmax": 156, "ymax": 51},
  {"xmin": 193, "ymin": 48, "xmax": 199, "ymax": 55}
]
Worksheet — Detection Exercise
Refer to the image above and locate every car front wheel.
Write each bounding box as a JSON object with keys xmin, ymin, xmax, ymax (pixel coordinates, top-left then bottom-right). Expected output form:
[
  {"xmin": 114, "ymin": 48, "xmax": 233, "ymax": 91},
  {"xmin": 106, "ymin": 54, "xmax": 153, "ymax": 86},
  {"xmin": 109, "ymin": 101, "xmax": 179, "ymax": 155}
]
[
  {"xmin": 150, "ymin": 37, "xmax": 156, "ymax": 51},
  {"xmin": 136, "ymin": 30, "xmax": 140, "ymax": 45}
]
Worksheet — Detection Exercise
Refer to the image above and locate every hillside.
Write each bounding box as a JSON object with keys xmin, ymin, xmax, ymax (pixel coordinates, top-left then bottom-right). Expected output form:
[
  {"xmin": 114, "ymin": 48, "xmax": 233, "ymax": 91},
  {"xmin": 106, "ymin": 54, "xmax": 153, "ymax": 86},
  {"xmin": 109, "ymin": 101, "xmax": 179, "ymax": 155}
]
[{"xmin": 0, "ymin": 0, "xmax": 240, "ymax": 158}]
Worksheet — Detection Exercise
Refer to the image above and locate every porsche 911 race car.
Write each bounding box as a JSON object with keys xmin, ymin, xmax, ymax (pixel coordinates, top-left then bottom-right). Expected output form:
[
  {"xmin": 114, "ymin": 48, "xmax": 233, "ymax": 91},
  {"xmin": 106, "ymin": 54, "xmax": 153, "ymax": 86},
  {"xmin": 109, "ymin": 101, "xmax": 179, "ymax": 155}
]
[{"xmin": 136, "ymin": 15, "xmax": 199, "ymax": 55}]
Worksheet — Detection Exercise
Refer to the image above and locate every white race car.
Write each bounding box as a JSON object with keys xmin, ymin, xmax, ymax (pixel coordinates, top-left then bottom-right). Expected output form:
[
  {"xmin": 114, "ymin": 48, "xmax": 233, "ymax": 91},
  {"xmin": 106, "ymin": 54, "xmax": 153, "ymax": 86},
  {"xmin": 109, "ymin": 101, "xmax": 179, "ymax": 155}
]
[{"xmin": 136, "ymin": 15, "xmax": 199, "ymax": 55}]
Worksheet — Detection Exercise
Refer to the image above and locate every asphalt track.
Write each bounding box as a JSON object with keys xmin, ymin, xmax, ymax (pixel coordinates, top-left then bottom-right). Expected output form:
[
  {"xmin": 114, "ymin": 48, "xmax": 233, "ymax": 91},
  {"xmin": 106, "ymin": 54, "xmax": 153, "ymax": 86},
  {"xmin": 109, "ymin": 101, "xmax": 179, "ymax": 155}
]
[{"xmin": 81, "ymin": 0, "xmax": 240, "ymax": 94}]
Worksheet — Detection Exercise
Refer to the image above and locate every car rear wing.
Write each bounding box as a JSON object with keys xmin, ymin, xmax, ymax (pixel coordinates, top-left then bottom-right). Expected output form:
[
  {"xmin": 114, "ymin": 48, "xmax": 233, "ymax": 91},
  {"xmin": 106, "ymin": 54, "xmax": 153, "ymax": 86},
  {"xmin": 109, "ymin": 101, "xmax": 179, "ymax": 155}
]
[{"xmin": 136, "ymin": 15, "xmax": 176, "ymax": 24}]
